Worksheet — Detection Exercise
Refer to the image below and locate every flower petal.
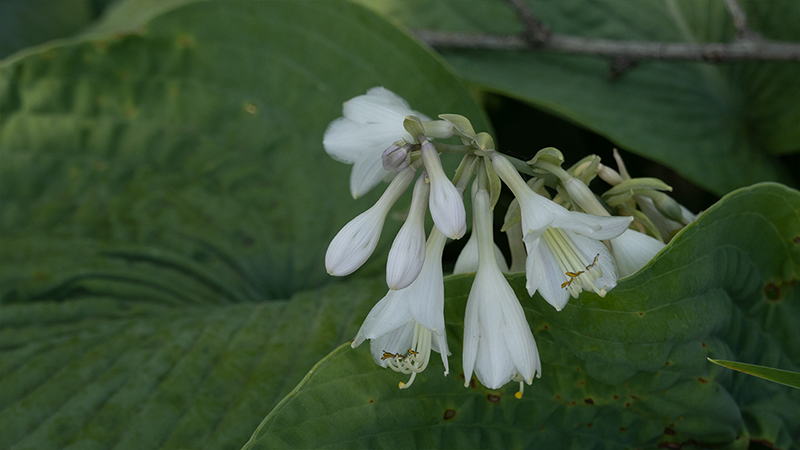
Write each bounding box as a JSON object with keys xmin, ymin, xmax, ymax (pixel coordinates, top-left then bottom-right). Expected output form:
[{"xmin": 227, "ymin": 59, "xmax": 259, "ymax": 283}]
[
  {"xmin": 566, "ymin": 231, "xmax": 618, "ymax": 292},
  {"xmin": 357, "ymin": 290, "xmax": 413, "ymax": 341},
  {"xmin": 531, "ymin": 241, "xmax": 571, "ymax": 311},
  {"xmin": 343, "ymin": 87, "xmax": 428, "ymax": 124},
  {"xmin": 610, "ymin": 229, "xmax": 665, "ymax": 277},
  {"xmin": 461, "ymin": 283, "xmax": 481, "ymax": 386},
  {"xmin": 350, "ymin": 147, "xmax": 394, "ymax": 199},
  {"xmin": 368, "ymin": 321, "xmax": 415, "ymax": 367},
  {"xmin": 558, "ymin": 212, "xmax": 632, "ymax": 240},
  {"xmin": 406, "ymin": 229, "xmax": 447, "ymax": 335},
  {"xmin": 496, "ymin": 273, "xmax": 538, "ymax": 383}
]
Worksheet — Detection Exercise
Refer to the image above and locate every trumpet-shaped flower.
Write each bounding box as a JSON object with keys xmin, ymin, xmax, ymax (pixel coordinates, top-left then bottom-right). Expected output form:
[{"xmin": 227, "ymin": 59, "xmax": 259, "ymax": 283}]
[
  {"xmin": 463, "ymin": 189, "xmax": 541, "ymax": 397},
  {"xmin": 386, "ymin": 173, "xmax": 430, "ymax": 290},
  {"xmin": 352, "ymin": 227, "xmax": 450, "ymax": 388},
  {"xmin": 492, "ymin": 153, "xmax": 632, "ymax": 310},
  {"xmin": 325, "ymin": 167, "xmax": 415, "ymax": 276},
  {"xmin": 609, "ymin": 229, "xmax": 666, "ymax": 277},
  {"xmin": 323, "ymin": 87, "xmax": 429, "ymax": 198},
  {"xmin": 421, "ymin": 140, "xmax": 466, "ymax": 239}
]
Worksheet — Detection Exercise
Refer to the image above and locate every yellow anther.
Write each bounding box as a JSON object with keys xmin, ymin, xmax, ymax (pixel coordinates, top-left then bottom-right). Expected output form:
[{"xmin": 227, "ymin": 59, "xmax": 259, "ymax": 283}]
[{"xmin": 515, "ymin": 391, "xmax": 523, "ymax": 399}]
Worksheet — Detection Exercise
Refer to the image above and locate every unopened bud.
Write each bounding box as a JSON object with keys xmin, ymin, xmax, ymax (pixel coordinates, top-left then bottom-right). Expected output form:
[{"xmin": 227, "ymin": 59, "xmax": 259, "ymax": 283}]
[
  {"xmin": 597, "ymin": 164, "xmax": 624, "ymax": 186},
  {"xmin": 652, "ymin": 192, "xmax": 684, "ymax": 223},
  {"xmin": 382, "ymin": 141, "xmax": 412, "ymax": 172},
  {"xmin": 422, "ymin": 120, "xmax": 455, "ymax": 139}
]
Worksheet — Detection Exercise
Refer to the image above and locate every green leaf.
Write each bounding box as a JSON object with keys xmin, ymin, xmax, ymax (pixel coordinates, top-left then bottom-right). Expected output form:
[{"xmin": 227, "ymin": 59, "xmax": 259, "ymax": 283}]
[
  {"xmin": 358, "ymin": 0, "xmax": 800, "ymax": 196},
  {"xmin": 243, "ymin": 183, "xmax": 800, "ymax": 450},
  {"xmin": 0, "ymin": 0, "xmax": 109, "ymax": 60},
  {"xmin": 708, "ymin": 358, "xmax": 800, "ymax": 389},
  {"xmin": 1, "ymin": 0, "xmax": 490, "ymax": 295},
  {"xmin": 0, "ymin": 0, "xmax": 490, "ymax": 449},
  {"xmin": 0, "ymin": 251, "xmax": 384, "ymax": 450}
]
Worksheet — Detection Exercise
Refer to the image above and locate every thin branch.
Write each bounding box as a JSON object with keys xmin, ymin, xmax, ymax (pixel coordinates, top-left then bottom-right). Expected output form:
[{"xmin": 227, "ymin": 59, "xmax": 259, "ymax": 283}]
[
  {"xmin": 503, "ymin": 0, "xmax": 550, "ymax": 45},
  {"xmin": 413, "ymin": 30, "xmax": 800, "ymax": 62},
  {"xmin": 723, "ymin": 0, "xmax": 760, "ymax": 39}
]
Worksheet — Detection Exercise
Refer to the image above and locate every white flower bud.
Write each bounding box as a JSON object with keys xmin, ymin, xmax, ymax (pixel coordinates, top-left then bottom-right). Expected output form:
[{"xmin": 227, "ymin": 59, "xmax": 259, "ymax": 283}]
[
  {"xmin": 381, "ymin": 141, "xmax": 412, "ymax": 172},
  {"xmin": 386, "ymin": 173, "xmax": 430, "ymax": 290},
  {"xmin": 421, "ymin": 120, "xmax": 455, "ymax": 139},
  {"xmin": 325, "ymin": 167, "xmax": 415, "ymax": 276},
  {"xmin": 421, "ymin": 140, "xmax": 466, "ymax": 239}
]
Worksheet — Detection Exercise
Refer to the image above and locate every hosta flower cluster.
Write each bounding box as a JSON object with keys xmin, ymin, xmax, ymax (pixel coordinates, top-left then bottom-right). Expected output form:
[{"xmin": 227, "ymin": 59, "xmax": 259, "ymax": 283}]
[{"xmin": 323, "ymin": 87, "xmax": 696, "ymax": 396}]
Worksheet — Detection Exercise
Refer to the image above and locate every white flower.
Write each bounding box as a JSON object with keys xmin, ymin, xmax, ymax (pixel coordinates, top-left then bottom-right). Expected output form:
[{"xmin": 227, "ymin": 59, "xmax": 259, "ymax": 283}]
[
  {"xmin": 526, "ymin": 228, "xmax": 619, "ymax": 310},
  {"xmin": 352, "ymin": 227, "xmax": 450, "ymax": 388},
  {"xmin": 453, "ymin": 227, "xmax": 509, "ymax": 274},
  {"xmin": 386, "ymin": 173, "xmax": 429, "ymax": 290},
  {"xmin": 421, "ymin": 140, "xmax": 466, "ymax": 239},
  {"xmin": 462, "ymin": 189, "xmax": 541, "ymax": 397},
  {"xmin": 325, "ymin": 167, "xmax": 415, "ymax": 276},
  {"xmin": 609, "ymin": 229, "xmax": 666, "ymax": 277},
  {"xmin": 492, "ymin": 153, "xmax": 632, "ymax": 310},
  {"xmin": 323, "ymin": 87, "xmax": 429, "ymax": 198}
]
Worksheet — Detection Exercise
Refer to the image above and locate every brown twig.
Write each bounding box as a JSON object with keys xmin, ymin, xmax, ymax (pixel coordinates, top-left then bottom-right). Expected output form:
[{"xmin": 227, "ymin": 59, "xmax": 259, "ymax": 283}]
[
  {"xmin": 413, "ymin": 30, "xmax": 800, "ymax": 62},
  {"xmin": 722, "ymin": 0, "xmax": 760, "ymax": 40},
  {"xmin": 415, "ymin": 0, "xmax": 800, "ymax": 65},
  {"xmin": 503, "ymin": 0, "xmax": 550, "ymax": 45}
]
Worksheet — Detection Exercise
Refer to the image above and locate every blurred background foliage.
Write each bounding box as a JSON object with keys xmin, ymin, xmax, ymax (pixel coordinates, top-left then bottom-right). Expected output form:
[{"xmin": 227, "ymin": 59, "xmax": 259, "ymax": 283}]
[{"xmin": 1, "ymin": 0, "xmax": 798, "ymax": 449}]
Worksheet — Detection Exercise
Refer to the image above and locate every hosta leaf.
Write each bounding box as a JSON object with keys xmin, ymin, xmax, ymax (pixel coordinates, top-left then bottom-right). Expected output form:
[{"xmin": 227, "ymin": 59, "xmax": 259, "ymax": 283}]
[
  {"xmin": 1, "ymin": 0, "xmax": 490, "ymax": 297},
  {"xmin": 0, "ymin": 0, "xmax": 490, "ymax": 449},
  {"xmin": 244, "ymin": 183, "xmax": 800, "ymax": 450},
  {"xmin": 0, "ymin": 242, "xmax": 384, "ymax": 450},
  {"xmin": 358, "ymin": 0, "xmax": 800, "ymax": 196}
]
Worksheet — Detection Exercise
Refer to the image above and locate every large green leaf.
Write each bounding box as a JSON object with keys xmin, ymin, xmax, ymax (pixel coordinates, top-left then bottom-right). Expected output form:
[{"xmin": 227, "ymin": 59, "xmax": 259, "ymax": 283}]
[
  {"xmin": 358, "ymin": 0, "xmax": 800, "ymax": 196},
  {"xmin": 1, "ymin": 0, "xmax": 490, "ymax": 295},
  {"xmin": 0, "ymin": 0, "xmax": 490, "ymax": 448},
  {"xmin": 244, "ymin": 183, "xmax": 800, "ymax": 450},
  {"xmin": 0, "ymin": 252, "xmax": 383, "ymax": 450}
]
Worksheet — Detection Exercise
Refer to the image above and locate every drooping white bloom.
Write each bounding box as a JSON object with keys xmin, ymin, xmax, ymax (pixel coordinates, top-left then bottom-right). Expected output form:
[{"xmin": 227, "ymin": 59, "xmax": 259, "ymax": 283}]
[
  {"xmin": 325, "ymin": 167, "xmax": 415, "ymax": 276},
  {"xmin": 421, "ymin": 140, "xmax": 466, "ymax": 239},
  {"xmin": 462, "ymin": 189, "xmax": 541, "ymax": 397},
  {"xmin": 492, "ymin": 153, "xmax": 632, "ymax": 310},
  {"xmin": 453, "ymin": 227, "xmax": 509, "ymax": 274},
  {"xmin": 386, "ymin": 173, "xmax": 430, "ymax": 290},
  {"xmin": 609, "ymin": 229, "xmax": 666, "ymax": 277},
  {"xmin": 323, "ymin": 87, "xmax": 429, "ymax": 198},
  {"xmin": 352, "ymin": 227, "xmax": 450, "ymax": 388}
]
